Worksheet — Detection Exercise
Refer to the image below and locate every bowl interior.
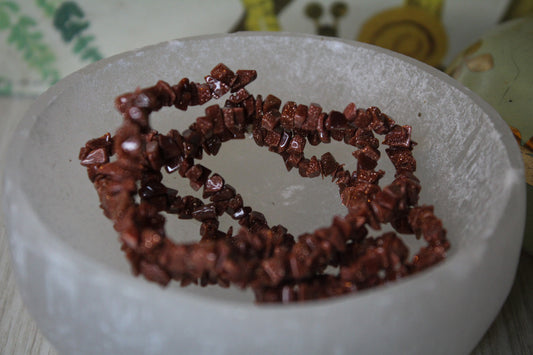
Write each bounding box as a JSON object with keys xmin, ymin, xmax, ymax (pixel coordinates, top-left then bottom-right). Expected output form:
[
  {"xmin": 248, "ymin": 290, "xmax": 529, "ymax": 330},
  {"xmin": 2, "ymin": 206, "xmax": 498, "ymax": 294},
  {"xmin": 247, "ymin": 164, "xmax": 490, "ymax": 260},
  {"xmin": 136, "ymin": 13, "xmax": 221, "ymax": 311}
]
[{"xmin": 11, "ymin": 33, "xmax": 520, "ymax": 303}]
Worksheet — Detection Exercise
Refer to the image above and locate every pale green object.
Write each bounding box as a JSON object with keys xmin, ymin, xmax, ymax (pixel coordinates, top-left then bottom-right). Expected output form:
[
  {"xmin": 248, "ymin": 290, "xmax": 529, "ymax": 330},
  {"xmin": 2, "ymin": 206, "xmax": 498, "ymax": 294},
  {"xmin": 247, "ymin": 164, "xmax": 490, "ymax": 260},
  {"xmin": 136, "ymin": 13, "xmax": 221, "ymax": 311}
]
[{"xmin": 447, "ymin": 16, "xmax": 533, "ymax": 254}]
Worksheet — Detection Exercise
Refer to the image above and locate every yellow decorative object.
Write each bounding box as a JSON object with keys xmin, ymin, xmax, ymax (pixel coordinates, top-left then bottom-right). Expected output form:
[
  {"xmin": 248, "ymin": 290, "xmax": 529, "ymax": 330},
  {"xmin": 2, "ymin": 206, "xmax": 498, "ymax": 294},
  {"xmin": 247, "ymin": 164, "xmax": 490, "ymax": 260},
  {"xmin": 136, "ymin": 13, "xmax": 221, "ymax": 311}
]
[
  {"xmin": 357, "ymin": 4, "xmax": 448, "ymax": 67},
  {"xmin": 241, "ymin": 0, "xmax": 280, "ymax": 31},
  {"xmin": 405, "ymin": 0, "xmax": 444, "ymax": 17}
]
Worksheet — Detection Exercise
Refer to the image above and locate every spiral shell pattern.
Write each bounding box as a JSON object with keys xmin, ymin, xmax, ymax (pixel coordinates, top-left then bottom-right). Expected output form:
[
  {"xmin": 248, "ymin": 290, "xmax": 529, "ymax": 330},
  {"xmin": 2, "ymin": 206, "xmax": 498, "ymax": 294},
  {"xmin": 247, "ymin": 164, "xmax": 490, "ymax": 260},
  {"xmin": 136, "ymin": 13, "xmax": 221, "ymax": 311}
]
[{"xmin": 358, "ymin": 6, "xmax": 447, "ymax": 67}]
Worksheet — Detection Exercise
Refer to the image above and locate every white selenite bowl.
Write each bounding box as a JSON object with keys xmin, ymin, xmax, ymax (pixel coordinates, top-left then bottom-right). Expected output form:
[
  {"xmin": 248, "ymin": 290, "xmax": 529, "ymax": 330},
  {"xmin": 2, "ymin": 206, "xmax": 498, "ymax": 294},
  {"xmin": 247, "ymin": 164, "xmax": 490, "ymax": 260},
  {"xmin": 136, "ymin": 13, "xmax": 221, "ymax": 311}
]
[{"xmin": 2, "ymin": 33, "xmax": 525, "ymax": 355}]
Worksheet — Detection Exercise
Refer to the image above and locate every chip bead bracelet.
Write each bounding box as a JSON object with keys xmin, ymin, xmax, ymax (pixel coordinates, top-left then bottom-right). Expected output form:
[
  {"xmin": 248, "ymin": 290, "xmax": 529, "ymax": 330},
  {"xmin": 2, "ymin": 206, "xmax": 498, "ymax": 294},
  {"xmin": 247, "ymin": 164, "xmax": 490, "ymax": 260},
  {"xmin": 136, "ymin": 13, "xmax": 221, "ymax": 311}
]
[{"xmin": 79, "ymin": 63, "xmax": 449, "ymax": 303}]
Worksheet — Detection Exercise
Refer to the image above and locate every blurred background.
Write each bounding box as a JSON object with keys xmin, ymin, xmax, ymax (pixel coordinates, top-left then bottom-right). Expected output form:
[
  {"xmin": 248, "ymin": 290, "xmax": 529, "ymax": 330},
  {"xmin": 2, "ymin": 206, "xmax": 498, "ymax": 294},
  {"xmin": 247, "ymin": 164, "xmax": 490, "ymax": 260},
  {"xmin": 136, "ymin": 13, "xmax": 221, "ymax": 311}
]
[{"xmin": 0, "ymin": 0, "xmax": 530, "ymax": 96}]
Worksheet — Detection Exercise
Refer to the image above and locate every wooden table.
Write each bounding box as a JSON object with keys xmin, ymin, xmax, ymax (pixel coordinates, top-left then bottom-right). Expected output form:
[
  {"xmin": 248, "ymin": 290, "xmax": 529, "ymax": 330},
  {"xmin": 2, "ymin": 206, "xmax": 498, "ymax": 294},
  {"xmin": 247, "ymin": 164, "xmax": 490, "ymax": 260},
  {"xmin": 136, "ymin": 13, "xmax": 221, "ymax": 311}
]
[{"xmin": 1, "ymin": 97, "xmax": 531, "ymax": 354}]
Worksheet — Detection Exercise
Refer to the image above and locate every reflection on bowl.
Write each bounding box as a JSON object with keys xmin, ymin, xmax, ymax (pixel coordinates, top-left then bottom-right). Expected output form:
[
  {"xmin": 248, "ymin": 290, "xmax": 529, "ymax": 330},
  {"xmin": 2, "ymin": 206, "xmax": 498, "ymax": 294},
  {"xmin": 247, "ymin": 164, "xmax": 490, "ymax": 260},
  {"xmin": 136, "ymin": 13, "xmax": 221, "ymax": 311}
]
[{"xmin": 2, "ymin": 33, "xmax": 525, "ymax": 355}]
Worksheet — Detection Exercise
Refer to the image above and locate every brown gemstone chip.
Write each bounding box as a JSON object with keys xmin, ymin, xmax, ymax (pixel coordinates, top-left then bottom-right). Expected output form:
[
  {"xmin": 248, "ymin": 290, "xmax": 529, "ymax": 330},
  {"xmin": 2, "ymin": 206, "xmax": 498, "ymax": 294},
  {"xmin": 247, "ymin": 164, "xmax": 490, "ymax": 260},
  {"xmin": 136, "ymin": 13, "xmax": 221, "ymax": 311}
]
[
  {"xmin": 80, "ymin": 147, "xmax": 108, "ymax": 166},
  {"xmin": 325, "ymin": 110, "xmax": 349, "ymax": 131},
  {"xmin": 320, "ymin": 152, "xmax": 338, "ymax": 177},
  {"xmin": 262, "ymin": 110, "xmax": 281, "ymax": 131},
  {"xmin": 280, "ymin": 101, "xmax": 297, "ymax": 130},
  {"xmin": 203, "ymin": 174, "xmax": 225, "ymax": 198},
  {"xmin": 210, "ymin": 63, "xmax": 236, "ymax": 86},
  {"xmin": 205, "ymin": 76, "xmax": 230, "ymax": 99},
  {"xmin": 228, "ymin": 88, "xmax": 251, "ymax": 104},
  {"xmin": 192, "ymin": 203, "xmax": 218, "ymax": 221},
  {"xmin": 293, "ymin": 104, "xmax": 308, "ymax": 129},
  {"xmin": 287, "ymin": 134, "xmax": 306, "ymax": 154},
  {"xmin": 383, "ymin": 125, "xmax": 414, "ymax": 148},
  {"xmin": 263, "ymin": 95, "xmax": 282, "ymax": 113},
  {"xmin": 231, "ymin": 69, "xmax": 257, "ymax": 92},
  {"xmin": 185, "ymin": 164, "xmax": 211, "ymax": 191}
]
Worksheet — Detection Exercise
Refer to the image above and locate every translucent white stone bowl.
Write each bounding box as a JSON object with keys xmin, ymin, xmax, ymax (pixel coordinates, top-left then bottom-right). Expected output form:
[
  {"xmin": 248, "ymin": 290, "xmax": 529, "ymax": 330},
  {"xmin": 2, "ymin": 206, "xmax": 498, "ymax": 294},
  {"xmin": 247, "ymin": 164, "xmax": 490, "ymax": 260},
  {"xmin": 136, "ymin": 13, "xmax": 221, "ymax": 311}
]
[{"xmin": 2, "ymin": 33, "xmax": 525, "ymax": 355}]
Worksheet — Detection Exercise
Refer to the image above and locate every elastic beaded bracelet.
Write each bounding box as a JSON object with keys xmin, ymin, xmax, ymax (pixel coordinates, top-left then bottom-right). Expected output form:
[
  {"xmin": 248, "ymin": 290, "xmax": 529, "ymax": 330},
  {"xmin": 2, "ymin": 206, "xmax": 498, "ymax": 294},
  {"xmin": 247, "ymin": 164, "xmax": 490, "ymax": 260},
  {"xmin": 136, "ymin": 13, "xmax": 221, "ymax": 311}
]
[{"xmin": 79, "ymin": 63, "xmax": 448, "ymax": 303}]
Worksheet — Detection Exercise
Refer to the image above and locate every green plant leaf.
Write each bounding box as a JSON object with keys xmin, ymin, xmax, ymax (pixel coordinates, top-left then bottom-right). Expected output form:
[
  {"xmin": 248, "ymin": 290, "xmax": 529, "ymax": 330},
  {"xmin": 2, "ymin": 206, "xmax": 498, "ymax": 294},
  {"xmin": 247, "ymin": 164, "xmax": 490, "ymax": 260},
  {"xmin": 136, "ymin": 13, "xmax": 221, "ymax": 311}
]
[
  {"xmin": 19, "ymin": 15, "xmax": 37, "ymax": 27},
  {"xmin": 81, "ymin": 46, "xmax": 102, "ymax": 61},
  {"xmin": 5, "ymin": 11, "xmax": 60, "ymax": 86},
  {"xmin": 53, "ymin": 1, "xmax": 88, "ymax": 42},
  {"xmin": 0, "ymin": 10, "xmax": 10, "ymax": 29},
  {"xmin": 73, "ymin": 33, "xmax": 93, "ymax": 53},
  {"xmin": 0, "ymin": 1, "xmax": 20, "ymax": 12},
  {"xmin": 36, "ymin": 0, "xmax": 58, "ymax": 17},
  {"xmin": 7, "ymin": 26, "xmax": 27, "ymax": 49},
  {"xmin": 0, "ymin": 76, "xmax": 13, "ymax": 96}
]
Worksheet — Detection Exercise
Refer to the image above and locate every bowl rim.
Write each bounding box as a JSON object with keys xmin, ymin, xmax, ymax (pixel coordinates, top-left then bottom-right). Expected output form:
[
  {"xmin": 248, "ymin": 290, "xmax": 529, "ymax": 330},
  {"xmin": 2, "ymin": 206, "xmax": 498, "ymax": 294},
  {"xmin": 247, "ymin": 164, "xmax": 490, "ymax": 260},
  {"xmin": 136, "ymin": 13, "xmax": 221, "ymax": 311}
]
[{"xmin": 2, "ymin": 31, "xmax": 526, "ymax": 312}]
